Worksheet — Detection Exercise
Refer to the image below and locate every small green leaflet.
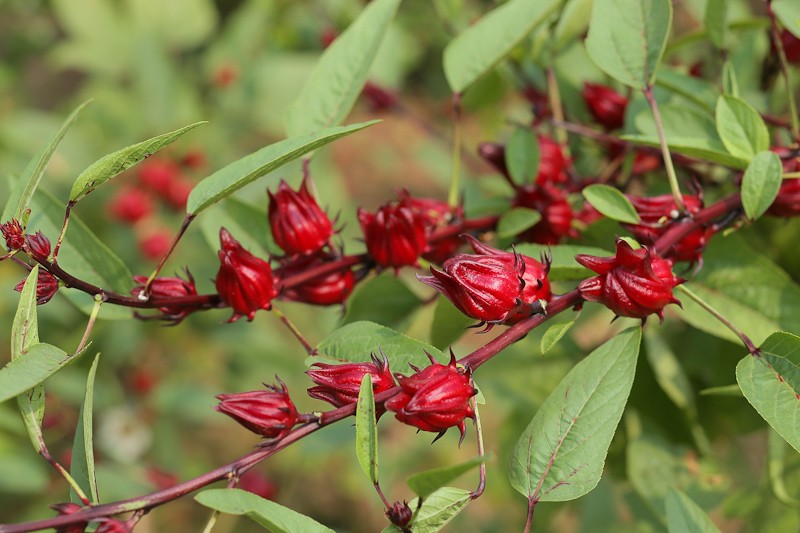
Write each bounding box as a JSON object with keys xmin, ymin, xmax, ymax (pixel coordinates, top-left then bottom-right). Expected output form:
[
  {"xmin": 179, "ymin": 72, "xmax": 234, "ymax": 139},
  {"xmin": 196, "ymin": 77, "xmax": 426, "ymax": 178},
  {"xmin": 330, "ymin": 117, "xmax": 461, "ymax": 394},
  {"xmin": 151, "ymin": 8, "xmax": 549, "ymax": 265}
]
[
  {"xmin": 285, "ymin": 0, "xmax": 400, "ymax": 136},
  {"xmin": 342, "ymin": 273, "xmax": 422, "ymax": 329},
  {"xmin": 430, "ymin": 297, "xmax": 474, "ymax": 350},
  {"xmin": 704, "ymin": 0, "xmax": 727, "ymax": 50},
  {"xmin": 741, "ymin": 151, "xmax": 782, "ymax": 221},
  {"xmin": 0, "ymin": 343, "xmax": 82, "ymax": 404},
  {"xmin": 715, "ymin": 95, "xmax": 769, "ymax": 162},
  {"xmin": 407, "ymin": 455, "xmax": 488, "ymax": 499},
  {"xmin": 355, "ymin": 375, "xmax": 379, "ymax": 485},
  {"xmin": 540, "ymin": 315, "xmax": 577, "ymax": 355},
  {"xmin": 381, "ymin": 487, "xmax": 472, "ymax": 533},
  {"xmin": 69, "ymin": 121, "xmax": 206, "ymax": 202},
  {"xmin": 187, "ymin": 121, "xmax": 378, "ymax": 215},
  {"xmin": 496, "ymin": 207, "xmax": 541, "ymax": 238},
  {"xmin": 665, "ymin": 488, "xmax": 721, "ymax": 533},
  {"xmin": 504, "ymin": 128, "xmax": 540, "ymax": 185},
  {"xmin": 71, "ymin": 353, "xmax": 100, "ymax": 504},
  {"xmin": 767, "ymin": 428, "xmax": 800, "ymax": 506},
  {"xmin": 582, "ymin": 184, "xmax": 640, "ymax": 224},
  {"xmin": 195, "ymin": 488, "xmax": 335, "ymax": 533},
  {"xmin": 773, "ymin": 0, "xmax": 800, "ymax": 38}
]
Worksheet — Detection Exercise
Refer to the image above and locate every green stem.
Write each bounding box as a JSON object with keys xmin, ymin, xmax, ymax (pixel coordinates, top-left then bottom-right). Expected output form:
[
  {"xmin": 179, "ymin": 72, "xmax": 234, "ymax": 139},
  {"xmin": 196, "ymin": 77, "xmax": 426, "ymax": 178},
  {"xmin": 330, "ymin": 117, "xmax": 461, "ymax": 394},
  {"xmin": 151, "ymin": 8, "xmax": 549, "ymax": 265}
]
[
  {"xmin": 643, "ymin": 85, "xmax": 686, "ymax": 212},
  {"xmin": 676, "ymin": 285, "xmax": 758, "ymax": 354},
  {"xmin": 448, "ymin": 93, "xmax": 462, "ymax": 208},
  {"xmin": 142, "ymin": 214, "xmax": 195, "ymax": 298},
  {"xmin": 271, "ymin": 306, "xmax": 317, "ymax": 356},
  {"xmin": 547, "ymin": 67, "xmax": 570, "ymax": 158},
  {"xmin": 76, "ymin": 295, "xmax": 104, "ymax": 354},
  {"xmin": 41, "ymin": 447, "xmax": 91, "ymax": 505},
  {"xmin": 469, "ymin": 397, "xmax": 486, "ymax": 499}
]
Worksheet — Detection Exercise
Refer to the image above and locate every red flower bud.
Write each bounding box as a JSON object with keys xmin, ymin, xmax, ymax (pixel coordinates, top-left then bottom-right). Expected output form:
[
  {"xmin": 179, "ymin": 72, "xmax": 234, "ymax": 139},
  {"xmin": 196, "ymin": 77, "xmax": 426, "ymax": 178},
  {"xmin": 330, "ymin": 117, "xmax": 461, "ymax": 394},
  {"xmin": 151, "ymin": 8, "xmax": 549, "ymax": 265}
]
[
  {"xmin": 108, "ymin": 187, "xmax": 153, "ymax": 224},
  {"xmin": 386, "ymin": 501, "xmax": 413, "ymax": 529},
  {"xmin": 25, "ymin": 231, "xmax": 51, "ymax": 260},
  {"xmin": 138, "ymin": 158, "xmax": 180, "ymax": 197},
  {"xmin": 166, "ymin": 179, "xmax": 193, "ymax": 210},
  {"xmin": 767, "ymin": 179, "xmax": 800, "ymax": 217},
  {"xmin": 361, "ymin": 81, "xmax": 398, "ymax": 111},
  {"xmin": 397, "ymin": 190, "xmax": 463, "ymax": 264},
  {"xmin": 268, "ymin": 177, "xmax": 334, "ymax": 256},
  {"xmin": 277, "ymin": 253, "xmax": 355, "ymax": 306},
  {"xmin": 306, "ymin": 353, "xmax": 396, "ymax": 409},
  {"xmin": 513, "ymin": 185, "xmax": 578, "ymax": 244},
  {"xmin": 215, "ymin": 381, "xmax": 298, "ymax": 439},
  {"xmin": 772, "ymin": 29, "xmax": 800, "ymax": 65},
  {"xmin": 582, "ymin": 82, "xmax": 628, "ymax": 130},
  {"xmin": 576, "ymin": 239, "xmax": 684, "ymax": 321},
  {"xmin": 131, "ymin": 270, "xmax": 198, "ymax": 323},
  {"xmin": 477, "ymin": 136, "xmax": 568, "ymax": 188},
  {"xmin": 238, "ymin": 470, "xmax": 278, "ymax": 500},
  {"xmin": 385, "ymin": 353, "xmax": 476, "ymax": 443},
  {"xmin": 181, "ymin": 150, "xmax": 206, "ymax": 170},
  {"xmin": 215, "ymin": 228, "xmax": 276, "ymax": 322},
  {"xmin": 51, "ymin": 502, "xmax": 87, "ymax": 533},
  {"xmin": 522, "ymin": 84, "xmax": 550, "ymax": 123},
  {"xmin": 1, "ymin": 219, "xmax": 25, "ymax": 250},
  {"xmin": 15, "ymin": 270, "xmax": 59, "ymax": 305},
  {"xmin": 94, "ymin": 519, "xmax": 131, "ymax": 533},
  {"xmin": 137, "ymin": 229, "xmax": 172, "ymax": 261},
  {"xmin": 358, "ymin": 203, "xmax": 427, "ymax": 270}
]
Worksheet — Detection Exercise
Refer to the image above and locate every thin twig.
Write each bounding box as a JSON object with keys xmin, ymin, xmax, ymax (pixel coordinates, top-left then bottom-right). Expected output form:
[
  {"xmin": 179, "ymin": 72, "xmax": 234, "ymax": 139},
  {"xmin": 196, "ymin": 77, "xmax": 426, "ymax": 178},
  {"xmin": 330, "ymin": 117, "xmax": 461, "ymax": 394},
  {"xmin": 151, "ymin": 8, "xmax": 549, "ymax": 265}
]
[
  {"xmin": 643, "ymin": 86, "xmax": 685, "ymax": 212},
  {"xmin": 271, "ymin": 306, "xmax": 317, "ymax": 356},
  {"xmin": 142, "ymin": 214, "xmax": 195, "ymax": 298}
]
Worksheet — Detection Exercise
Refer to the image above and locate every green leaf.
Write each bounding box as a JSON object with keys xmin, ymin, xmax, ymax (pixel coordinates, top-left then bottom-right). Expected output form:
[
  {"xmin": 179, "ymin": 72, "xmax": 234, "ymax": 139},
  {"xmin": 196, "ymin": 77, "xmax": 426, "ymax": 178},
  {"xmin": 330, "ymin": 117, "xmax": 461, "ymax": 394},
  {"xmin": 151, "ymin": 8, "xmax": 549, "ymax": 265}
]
[
  {"xmin": 382, "ymin": 487, "xmax": 472, "ymax": 533},
  {"xmin": 443, "ymin": 0, "xmax": 561, "ymax": 93},
  {"xmin": 355, "ymin": 375, "xmax": 378, "ymax": 485},
  {"xmin": 655, "ymin": 70, "xmax": 718, "ymax": 113},
  {"xmin": 540, "ymin": 315, "xmax": 577, "ymax": 355},
  {"xmin": 622, "ymin": 134, "xmax": 749, "ymax": 168},
  {"xmin": 505, "ymin": 128, "xmax": 540, "ymax": 186},
  {"xmin": 715, "ymin": 95, "xmax": 769, "ymax": 162},
  {"xmin": 582, "ymin": 184, "xmax": 640, "ymax": 224},
  {"xmin": 666, "ymin": 488, "xmax": 721, "ymax": 533},
  {"xmin": 430, "ymin": 296, "xmax": 474, "ymax": 350},
  {"xmin": 343, "ymin": 273, "xmax": 421, "ymax": 329},
  {"xmin": 496, "ymin": 207, "xmax": 541, "ymax": 239},
  {"xmin": 317, "ymin": 321, "xmax": 445, "ymax": 371},
  {"xmin": 553, "ymin": 0, "xmax": 594, "ymax": 52},
  {"xmin": 741, "ymin": 151, "xmax": 782, "ymax": 221},
  {"xmin": 644, "ymin": 329, "xmax": 695, "ymax": 414},
  {"xmin": 12, "ymin": 266, "xmax": 46, "ymax": 453},
  {"xmin": 737, "ymin": 332, "xmax": 800, "ymax": 453},
  {"xmin": 187, "ymin": 121, "xmax": 378, "ymax": 215},
  {"xmin": 704, "ymin": 0, "xmax": 727, "ymax": 49},
  {"xmin": 407, "ymin": 455, "xmax": 488, "ymax": 499},
  {"xmin": 69, "ymin": 121, "xmax": 206, "ymax": 202},
  {"xmin": 2, "ymin": 100, "xmax": 91, "ymax": 223},
  {"xmin": 585, "ymin": 0, "xmax": 672, "ymax": 89},
  {"xmin": 698, "ymin": 384, "xmax": 743, "ymax": 397},
  {"xmin": 509, "ymin": 328, "xmax": 641, "ymax": 501},
  {"xmin": 515, "ymin": 244, "xmax": 611, "ymax": 281},
  {"xmin": 773, "ymin": 0, "xmax": 800, "ymax": 38},
  {"xmin": 767, "ymin": 428, "xmax": 800, "ymax": 506},
  {"xmin": 195, "ymin": 488, "xmax": 335, "ymax": 533},
  {"xmin": 721, "ymin": 61, "xmax": 739, "ymax": 97},
  {"xmin": 285, "ymin": 0, "xmax": 400, "ymax": 136},
  {"xmin": 0, "ymin": 343, "xmax": 82, "ymax": 404},
  {"xmin": 71, "ymin": 353, "xmax": 100, "ymax": 504}
]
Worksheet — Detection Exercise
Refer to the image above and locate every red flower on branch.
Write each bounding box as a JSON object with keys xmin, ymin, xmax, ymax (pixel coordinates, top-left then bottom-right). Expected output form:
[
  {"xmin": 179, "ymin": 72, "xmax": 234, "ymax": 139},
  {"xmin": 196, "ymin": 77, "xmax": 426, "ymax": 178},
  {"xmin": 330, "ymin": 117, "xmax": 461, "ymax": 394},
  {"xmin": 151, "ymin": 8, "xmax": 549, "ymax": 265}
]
[
  {"xmin": 358, "ymin": 203, "xmax": 427, "ymax": 271},
  {"xmin": 277, "ymin": 253, "xmax": 355, "ymax": 306},
  {"xmin": 215, "ymin": 228, "xmax": 276, "ymax": 322},
  {"xmin": 131, "ymin": 270, "xmax": 198, "ymax": 323},
  {"xmin": 15, "ymin": 269, "xmax": 59, "ymax": 305},
  {"xmin": 1, "ymin": 219, "xmax": 25, "ymax": 250},
  {"xmin": 25, "ymin": 231, "xmax": 51, "ymax": 261},
  {"xmin": 268, "ymin": 177, "xmax": 334, "ymax": 256},
  {"xmin": 306, "ymin": 353, "xmax": 395, "ymax": 409},
  {"xmin": 582, "ymin": 82, "xmax": 628, "ymax": 130},
  {"xmin": 397, "ymin": 190, "xmax": 462, "ymax": 263},
  {"xmin": 215, "ymin": 381, "xmax": 299, "ymax": 439},
  {"xmin": 108, "ymin": 187, "xmax": 153, "ymax": 224},
  {"xmin": 512, "ymin": 185, "xmax": 578, "ymax": 244}
]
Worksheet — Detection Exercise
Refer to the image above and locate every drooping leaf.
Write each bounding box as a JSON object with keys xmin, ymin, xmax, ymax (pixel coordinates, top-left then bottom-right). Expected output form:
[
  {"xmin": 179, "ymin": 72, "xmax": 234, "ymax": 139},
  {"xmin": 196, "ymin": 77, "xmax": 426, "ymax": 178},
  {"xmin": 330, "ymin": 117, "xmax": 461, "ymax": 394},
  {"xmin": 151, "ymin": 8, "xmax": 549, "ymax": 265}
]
[
  {"xmin": 509, "ymin": 328, "xmax": 641, "ymax": 502},
  {"xmin": 585, "ymin": 0, "xmax": 672, "ymax": 89},
  {"xmin": 704, "ymin": 0, "xmax": 727, "ymax": 49},
  {"xmin": 773, "ymin": 0, "xmax": 800, "ymax": 38},
  {"xmin": 69, "ymin": 121, "xmax": 206, "ymax": 202},
  {"xmin": 355, "ymin": 375, "xmax": 379, "ymax": 485},
  {"xmin": 2, "ymin": 100, "xmax": 91, "ymax": 223},
  {"xmin": 407, "ymin": 455, "xmax": 488, "ymax": 499},
  {"xmin": 343, "ymin": 273, "xmax": 421, "ymax": 329},
  {"xmin": 285, "ymin": 0, "xmax": 400, "ymax": 136},
  {"xmin": 443, "ymin": 0, "xmax": 561, "ymax": 93},
  {"xmin": 71, "ymin": 353, "xmax": 100, "ymax": 504},
  {"xmin": 496, "ymin": 208, "xmax": 541, "ymax": 238},
  {"xmin": 767, "ymin": 428, "xmax": 800, "ymax": 506},
  {"xmin": 505, "ymin": 128, "xmax": 540, "ymax": 186},
  {"xmin": 0, "ymin": 343, "xmax": 81, "ymax": 404},
  {"xmin": 515, "ymin": 243, "xmax": 611, "ymax": 281},
  {"xmin": 715, "ymin": 95, "xmax": 769, "ymax": 162},
  {"xmin": 382, "ymin": 487, "xmax": 472, "ymax": 533},
  {"xmin": 195, "ymin": 488, "xmax": 335, "ymax": 533},
  {"xmin": 430, "ymin": 296, "xmax": 474, "ymax": 350},
  {"xmin": 540, "ymin": 315, "xmax": 578, "ymax": 355},
  {"xmin": 737, "ymin": 332, "xmax": 800, "ymax": 453},
  {"xmin": 665, "ymin": 488, "xmax": 721, "ymax": 533},
  {"xmin": 741, "ymin": 151, "xmax": 782, "ymax": 221},
  {"xmin": 187, "ymin": 121, "xmax": 378, "ymax": 215},
  {"xmin": 582, "ymin": 184, "xmax": 640, "ymax": 224}
]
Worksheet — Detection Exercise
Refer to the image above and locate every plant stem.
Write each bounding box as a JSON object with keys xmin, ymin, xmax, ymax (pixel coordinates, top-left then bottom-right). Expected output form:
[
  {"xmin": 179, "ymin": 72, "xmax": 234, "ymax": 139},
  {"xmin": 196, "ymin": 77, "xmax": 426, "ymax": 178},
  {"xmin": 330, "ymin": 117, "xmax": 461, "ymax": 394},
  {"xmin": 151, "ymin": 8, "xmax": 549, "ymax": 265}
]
[
  {"xmin": 52, "ymin": 201, "xmax": 74, "ymax": 260},
  {"xmin": 374, "ymin": 482, "xmax": 392, "ymax": 509},
  {"xmin": 271, "ymin": 306, "xmax": 317, "ymax": 356},
  {"xmin": 40, "ymin": 447, "xmax": 91, "ymax": 505},
  {"xmin": 767, "ymin": 2, "xmax": 800, "ymax": 141},
  {"xmin": 200, "ymin": 510, "xmax": 221, "ymax": 533},
  {"xmin": 546, "ymin": 67, "xmax": 570, "ymax": 158},
  {"xmin": 142, "ymin": 214, "xmax": 195, "ymax": 298},
  {"xmin": 675, "ymin": 285, "xmax": 759, "ymax": 355},
  {"xmin": 643, "ymin": 86, "xmax": 686, "ymax": 212},
  {"xmin": 523, "ymin": 497, "xmax": 536, "ymax": 533},
  {"xmin": 76, "ymin": 295, "xmax": 104, "ymax": 354},
  {"xmin": 470, "ymin": 398, "xmax": 486, "ymax": 500},
  {"xmin": 448, "ymin": 93, "xmax": 462, "ymax": 208}
]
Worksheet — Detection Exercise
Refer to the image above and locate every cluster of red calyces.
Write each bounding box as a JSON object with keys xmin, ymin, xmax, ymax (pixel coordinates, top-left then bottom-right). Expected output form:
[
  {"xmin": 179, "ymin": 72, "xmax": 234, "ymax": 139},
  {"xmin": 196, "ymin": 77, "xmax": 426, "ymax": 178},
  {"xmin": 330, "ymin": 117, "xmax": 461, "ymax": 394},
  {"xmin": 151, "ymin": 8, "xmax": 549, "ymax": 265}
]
[
  {"xmin": 306, "ymin": 353, "xmax": 395, "ymax": 410},
  {"xmin": 2, "ymin": 221, "xmax": 61, "ymax": 305},
  {"xmin": 767, "ymin": 147, "xmax": 800, "ymax": 217},
  {"xmin": 582, "ymin": 82, "xmax": 628, "ymax": 131},
  {"xmin": 418, "ymin": 236, "xmax": 551, "ymax": 328},
  {"xmin": 576, "ymin": 239, "xmax": 684, "ymax": 322},
  {"xmin": 215, "ymin": 380, "xmax": 298, "ymax": 439},
  {"xmin": 385, "ymin": 353, "xmax": 477, "ymax": 444},
  {"xmin": 358, "ymin": 201, "xmax": 427, "ymax": 270}
]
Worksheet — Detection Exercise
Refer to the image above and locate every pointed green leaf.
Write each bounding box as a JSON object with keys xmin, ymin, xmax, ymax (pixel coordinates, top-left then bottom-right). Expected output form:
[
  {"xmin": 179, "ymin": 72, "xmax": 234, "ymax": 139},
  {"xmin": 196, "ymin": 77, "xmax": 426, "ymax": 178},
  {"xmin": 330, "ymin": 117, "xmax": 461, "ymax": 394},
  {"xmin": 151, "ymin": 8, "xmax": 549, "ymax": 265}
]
[
  {"xmin": 430, "ymin": 296, "xmax": 475, "ymax": 350},
  {"xmin": 722, "ymin": 61, "xmax": 739, "ymax": 96},
  {"xmin": 509, "ymin": 328, "xmax": 641, "ymax": 502},
  {"xmin": 355, "ymin": 374, "xmax": 379, "ymax": 485},
  {"xmin": 582, "ymin": 184, "xmax": 640, "ymax": 224},
  {"xmin": 773, "ymin": 0, "xmax": 800, "ymax": 38},
  {"xmin": 515, "ymin": 244, "xmax": 611, "ymax": 282},
  {"xmin": 737, "ymin": 332, "xmax": 800, "ymax": 453},
  {"xmin": 2, "ymin": 100, "xmax": 91, "ymax": 223},
  {"xmin": 666, "ymin": 488, "xmax": 721, "ymax": 533},
  {"xmin": 741, "ymin": 151, "xmax": 782, "ymax": 221},
  {"xmin": 71, "ymin": 353, "xmax": 100, "ymax": 504},
  {"xmin": 69, "ymin": 121, "xmax": 206, "ymax": 202},
  {"xmin": 443, "ymin": 0, "xmax": 561, "ymax": 93},
  {"xmin": 343, "ymin": 273, "xmax": 422, "ymax": 329},
  {"xmin": 644, "ymin": 329, "xmax": 695, "ymax": 414},
  {"xmin": 704, "ymin": 0, "xmax": 727, "ymax": 49},
  {"xmin": 540, "ymin": 315, "xmax": 577, "ymax": 355},
  {"xmin": 187, "ymin": 121, "xmax": 378, "ymax": 215},
  {"xmin": 407, "ymin": 455, "xmax": 488, "ymax": 499},
  {"xmin": 285, "ymin": 0, "xmax": 400, "ymax": 136},
  {"xmin": 505, "ymin": 128, "xmax": 540, "ymax": 186},
  {"xmin": 715, "ymin": 95, "xmax": 769, "ymax": 162},
  {"xmin": 382, "ymin": 487, "xmax": 472, "ymax": 533},
  {"xmin": 496, "ymin": 207, "xmax": 541, "ymax": 238},
  {"xmin": 585, "ymin": 0, "xmax": 672, "ymax": 89},
  {"xmin": 0, "ymin": 343, "xmax": 82, "ymax": 404},
  {"xmin": 621, "ymin": 134, "xmax": 749, "ymax": 168},
  {"xmin": 195, "ymin": 488, "xmax": 335, "ymax": 533}
]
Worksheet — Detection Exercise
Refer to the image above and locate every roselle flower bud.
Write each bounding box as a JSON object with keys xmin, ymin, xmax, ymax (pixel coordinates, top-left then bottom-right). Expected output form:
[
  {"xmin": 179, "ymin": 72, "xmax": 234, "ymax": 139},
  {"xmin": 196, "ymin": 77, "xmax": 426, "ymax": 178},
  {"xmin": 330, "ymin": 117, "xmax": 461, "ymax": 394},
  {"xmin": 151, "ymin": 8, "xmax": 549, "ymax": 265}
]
[
  {"xmin": 1, "ymin": 219, "xmax": 25, "ymax": 250},
  {"xmin": 268, "ymin": 177, "xmax": 334, "ymax": 256},
  {"xmin": 216, "ymin": 227, "xmax": 276, "ymax": 322},
  {"xmin": 137, "ymin": 229, "xmax": 172, "ymax": 261},
  {"xmin": 108, "ymin": 187, "xmax": 152, "ymax": 224},
  {"xmin": 362, "ymin": 81, "xmax": 398, "ymax": 112},
  {"xmin": 397, "ymin": 190, "xmax": 463, "ymax": 264},
  {"xmin": 772, "ymin": 28, "xmax": 800, "ymax": 65},
  {"xmin": 239, "ymin": 470, "xmax": 278, "ymax": 500},
  {"xmin": 477, "ymin": 136, "xmax": 568, "ymax": 188},
  {"xmin": 768, "ymin": 179, "xmax": 800, "ymax": 217},
  {"xmin": 94, "ymin": 519, "xmax": 131, "ymax": 533},
  {"xmin": 215, "ymin": 381, "xmax": 298, "ymax": 439},
  {"xmin": 15, "ymin": 270, "xmax": 59, "ymax": 305},
  {"xmin": 277, "ymin": 254, "xmax": 355, "ymax": 306},
  {"xmin": 522, "ymin": 84, "xmax": 550, "ymax": 123},
  {"xmin": 576, "ymin": 239, "xmax": 684, "ymax": 321},
  {"xmin": 306, "ymin": 353, "xmax": 395, "ymax": 409},
  {"xmin": 51, "ymin": 502, "xmax": 87, "ymax": 533},
  {"xmin": 138, "ymin": 158, "xmax": 181, "ymax": 198},
  {"xmin": 513, "ymin": 185, "xmax": 578, "ymax": 244},
  {"xmin": 582, "ymin": 82, "xmax": 628, "ymax": 130},
  {"xmin": 25, "ymin": 231, "xmax": 51, "ymax": 260},
  {"xmin": 131, "ymin": 270, "xmax": 198, "ymax": 323},
  {"xmin": 358, "ymin": 203, "xmax": 427, "ymax": 270},
  {"xmin": 386, "ymin": 500, "xmax": 413, "ymax": 529},
  {"xmin": 385, "ymin": 353, "xmax": 476, "ymax": 443}
]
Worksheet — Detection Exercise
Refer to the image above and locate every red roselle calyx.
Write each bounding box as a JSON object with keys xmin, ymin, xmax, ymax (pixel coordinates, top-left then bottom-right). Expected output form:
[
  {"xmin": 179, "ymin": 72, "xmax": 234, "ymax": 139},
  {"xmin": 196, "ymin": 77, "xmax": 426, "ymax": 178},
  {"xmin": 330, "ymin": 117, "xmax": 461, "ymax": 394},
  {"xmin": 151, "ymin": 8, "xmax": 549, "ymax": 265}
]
[
  {"xmin": 25, "ymin": 231, "xmax": 52, "ymax": 260},
  {"xmin": 94, "ymin": 519, "xmax": 131, "ymax": 533},
  {"xmin": 268, "ymin": 176, "xmax": 334, "ymax": 256},
  {"xmin": 477, "ymin": 135, "xmax": 568, "ymax": 188},
  {"xmin": 386, "ymin": 500, "xmax": 413, "ymax": 529},
  {"xmin": 1, "ymin": 219, "xmax": 25, "ymax": 250},
  {"xmin": 215, "ymin": 228, "xmax": 276, "ymax": 322},
  {"xmin": 385, "ymin": 353, "xmax": 477, "ymax": 443},
  {"xmin": 768, "ymin": 179, "xmax": 800, "ymax": 217},
  {"xmin": 397, "ymin": 189, "xmax": 463, "ymax": 264},
  {"xmin": 358, "ymin": 203, "xmax": 427, "ymax": 271},
  {"xmin": 277, "ymin": 253, "xmax": 355, "ymax": 306},
  {"xmin": 215, "ymin": 381, "xmax": 299, "ymax": 439},
  {"xmin": 15, "ymin": 269, "xmax": 59, "ymax": 305},
  {"xmin": 512, "ymin": 184, "xmax": 578, "ymax": 244},
  {"xmin": 576, "ymin": 238, "xmax": 684, "ymax": 321},
  {"xmin": 306, "ymin": 353, "xmax": 395, "ymax": 409},
  {"xmin": 131, "ymin": 271, "xmax": 198, "ymax": 323},
  {"xmin": 51, "ymin": 502, "xmax": 87, "ymax": 533},
  {"xmin": 582, "ymin": 82, "xmax": 628, "ymax": 130},
  {"xmin": 108, "ymin": 187, "xmax": 153, "ymax": 224}
]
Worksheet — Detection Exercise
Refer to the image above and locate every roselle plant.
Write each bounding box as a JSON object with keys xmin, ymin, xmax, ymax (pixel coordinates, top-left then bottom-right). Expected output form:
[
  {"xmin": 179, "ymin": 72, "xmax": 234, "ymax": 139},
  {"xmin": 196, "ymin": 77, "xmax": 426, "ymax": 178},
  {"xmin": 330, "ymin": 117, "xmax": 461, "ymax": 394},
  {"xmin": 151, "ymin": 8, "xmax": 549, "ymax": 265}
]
[{"xmin": 2, "ymin": 0, "xmax": 800, "ymax": 531}]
